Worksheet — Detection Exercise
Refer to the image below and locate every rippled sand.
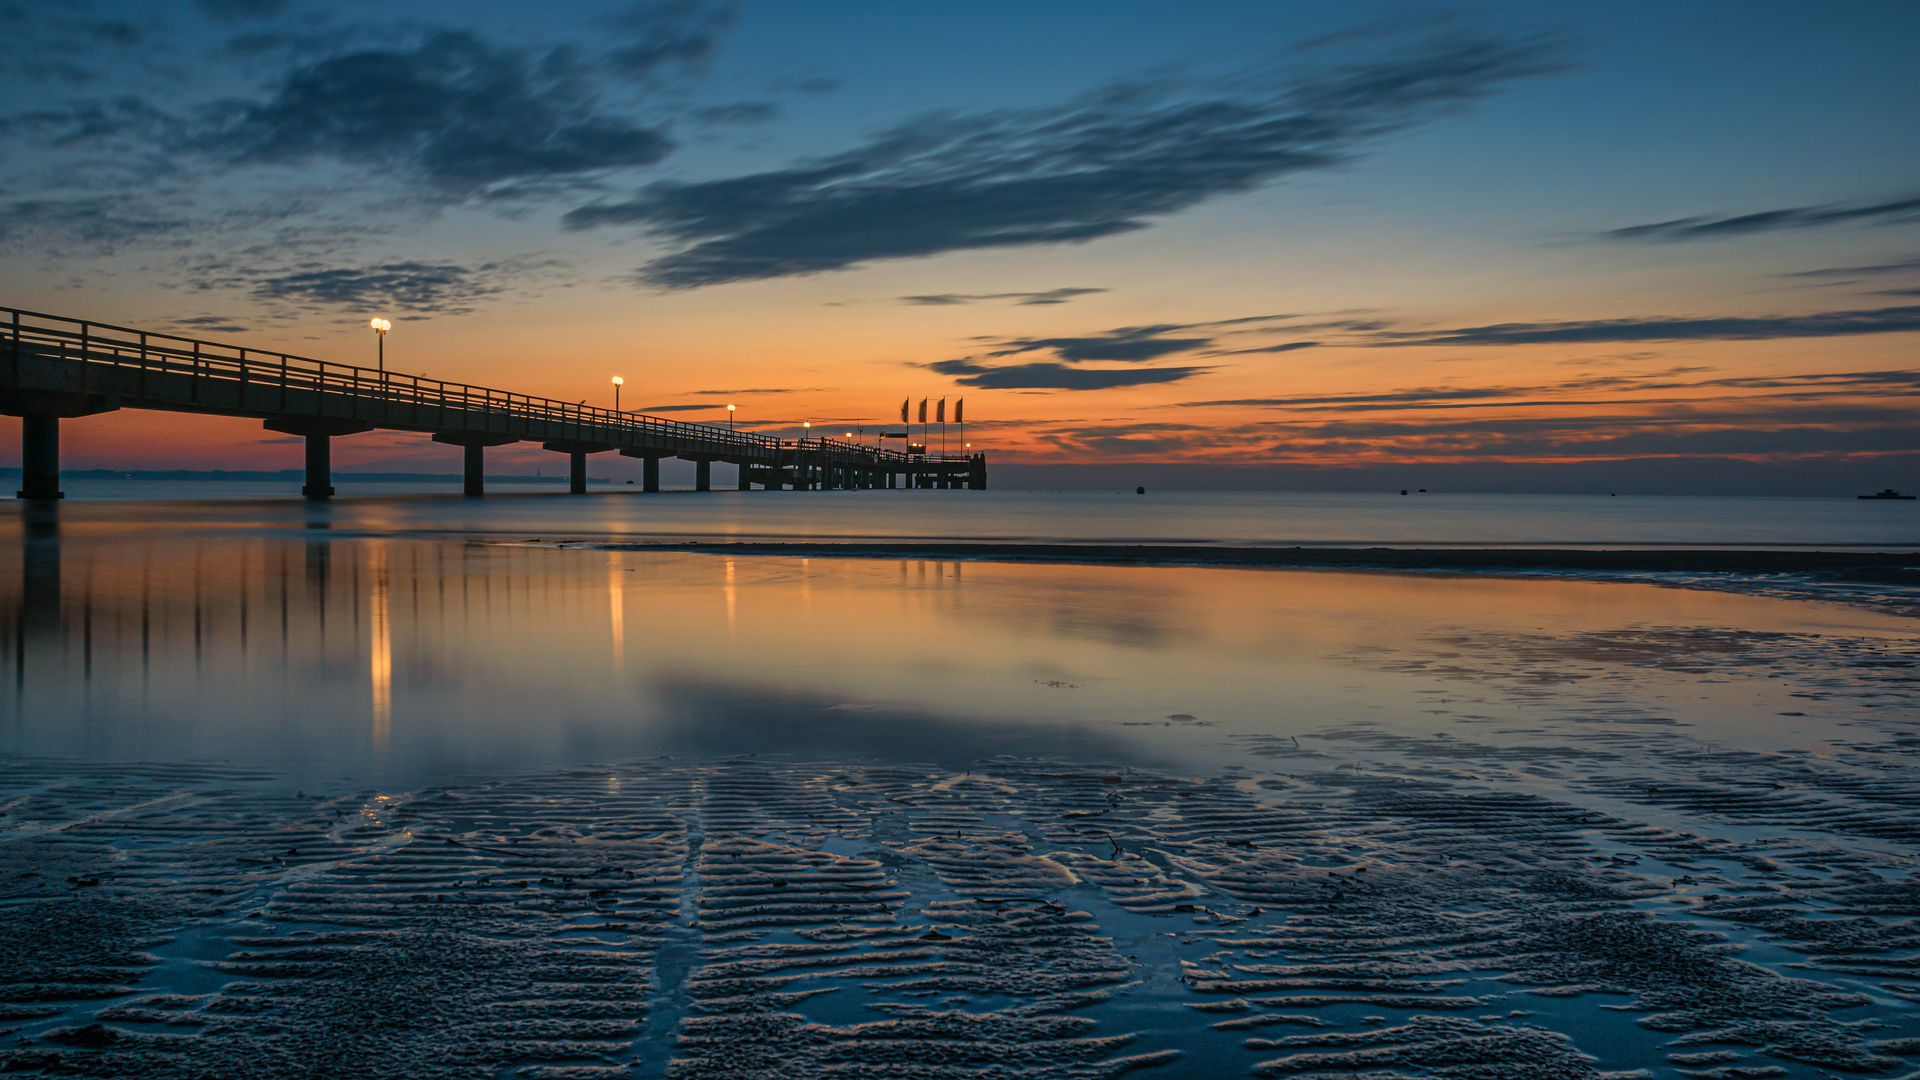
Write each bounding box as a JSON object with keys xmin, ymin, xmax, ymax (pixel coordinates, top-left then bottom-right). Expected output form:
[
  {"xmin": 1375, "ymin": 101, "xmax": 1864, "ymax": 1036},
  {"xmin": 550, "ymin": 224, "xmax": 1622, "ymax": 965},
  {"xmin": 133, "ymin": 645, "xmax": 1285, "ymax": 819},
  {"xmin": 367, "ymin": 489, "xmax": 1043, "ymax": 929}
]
[{"xmin": 7, "ymin": 688, "xmax": 1920, "ymax": 1078}]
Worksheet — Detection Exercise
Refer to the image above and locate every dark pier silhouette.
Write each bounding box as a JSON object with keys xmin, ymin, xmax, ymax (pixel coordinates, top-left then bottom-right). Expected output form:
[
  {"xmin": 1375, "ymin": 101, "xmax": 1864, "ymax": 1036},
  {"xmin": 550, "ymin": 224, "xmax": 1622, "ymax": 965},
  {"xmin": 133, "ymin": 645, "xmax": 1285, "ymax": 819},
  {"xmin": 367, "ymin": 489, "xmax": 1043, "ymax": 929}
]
[{"xmin": 0, "ymin": 307, "xmax": 986, "ymax": 499}]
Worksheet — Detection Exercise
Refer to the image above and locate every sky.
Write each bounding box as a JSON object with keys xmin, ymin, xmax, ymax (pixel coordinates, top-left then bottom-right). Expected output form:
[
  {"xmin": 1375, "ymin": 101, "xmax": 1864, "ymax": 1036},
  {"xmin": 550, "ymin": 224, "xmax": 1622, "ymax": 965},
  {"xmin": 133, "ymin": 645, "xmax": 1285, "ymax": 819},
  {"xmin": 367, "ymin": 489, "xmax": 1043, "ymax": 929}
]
[{"xmin": 2, "ymin": 0, "xmax": 1917, "ymax": 488}]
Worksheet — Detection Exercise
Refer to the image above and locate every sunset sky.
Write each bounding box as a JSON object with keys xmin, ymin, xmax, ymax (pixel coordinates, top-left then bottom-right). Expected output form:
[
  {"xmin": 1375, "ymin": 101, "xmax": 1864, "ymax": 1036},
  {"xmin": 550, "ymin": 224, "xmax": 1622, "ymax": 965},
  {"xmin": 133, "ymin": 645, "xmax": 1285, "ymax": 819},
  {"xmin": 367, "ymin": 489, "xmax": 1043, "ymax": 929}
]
[{"xmin": 2, "ymin": 0, "xmax": 1917, "ymax": 487}]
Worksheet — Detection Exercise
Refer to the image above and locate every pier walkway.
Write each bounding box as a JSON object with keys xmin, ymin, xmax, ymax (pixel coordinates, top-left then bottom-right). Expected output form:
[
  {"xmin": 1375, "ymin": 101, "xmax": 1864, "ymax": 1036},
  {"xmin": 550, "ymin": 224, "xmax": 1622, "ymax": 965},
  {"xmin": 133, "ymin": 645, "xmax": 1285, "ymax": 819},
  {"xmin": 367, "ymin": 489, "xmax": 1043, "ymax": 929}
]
[{"xmin": 0, "ymin": 307, "xmax": 985, "ymax": 499}]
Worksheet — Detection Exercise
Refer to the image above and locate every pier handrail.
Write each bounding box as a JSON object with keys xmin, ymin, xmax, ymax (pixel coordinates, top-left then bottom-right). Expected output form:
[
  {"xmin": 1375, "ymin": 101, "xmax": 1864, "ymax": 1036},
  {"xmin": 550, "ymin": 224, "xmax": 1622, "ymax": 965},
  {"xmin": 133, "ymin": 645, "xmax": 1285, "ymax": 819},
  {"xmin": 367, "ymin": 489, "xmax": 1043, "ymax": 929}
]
[{"xmin": 3, "ymin": 306, "xmax": 975, "ymax": 465}]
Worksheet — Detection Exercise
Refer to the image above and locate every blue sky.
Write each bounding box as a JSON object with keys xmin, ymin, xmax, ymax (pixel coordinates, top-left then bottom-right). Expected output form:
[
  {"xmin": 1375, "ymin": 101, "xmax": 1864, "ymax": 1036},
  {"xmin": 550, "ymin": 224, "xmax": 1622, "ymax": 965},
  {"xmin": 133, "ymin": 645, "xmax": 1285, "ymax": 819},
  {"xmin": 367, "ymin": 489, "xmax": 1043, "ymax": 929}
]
[{"xmin": 1, "ymin": 0, "xmax": 1917, "ymax": 482}]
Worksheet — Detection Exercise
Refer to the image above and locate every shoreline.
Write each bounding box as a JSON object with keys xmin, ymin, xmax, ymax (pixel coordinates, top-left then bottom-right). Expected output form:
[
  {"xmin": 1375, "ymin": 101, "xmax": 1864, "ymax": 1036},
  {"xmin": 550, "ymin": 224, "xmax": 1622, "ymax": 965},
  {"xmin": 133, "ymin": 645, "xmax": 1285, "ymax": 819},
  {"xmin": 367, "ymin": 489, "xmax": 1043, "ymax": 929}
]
[{"xmin": 561, "ymin": 540, "xmax": 1920, "ymax": 577}]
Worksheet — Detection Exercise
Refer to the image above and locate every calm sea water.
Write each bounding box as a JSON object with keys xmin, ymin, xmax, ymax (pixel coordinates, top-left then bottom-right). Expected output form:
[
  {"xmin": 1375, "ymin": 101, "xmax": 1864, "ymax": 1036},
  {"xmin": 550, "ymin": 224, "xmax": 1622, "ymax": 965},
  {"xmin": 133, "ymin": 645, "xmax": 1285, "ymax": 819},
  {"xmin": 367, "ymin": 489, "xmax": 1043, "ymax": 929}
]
[
  {"xmin": 2, "ymin": 490, "xmax": 1914, "ymax": 783},
  {"xmin": 19, "ymin": 481, "xmax": 1920, "ymax": 547}
]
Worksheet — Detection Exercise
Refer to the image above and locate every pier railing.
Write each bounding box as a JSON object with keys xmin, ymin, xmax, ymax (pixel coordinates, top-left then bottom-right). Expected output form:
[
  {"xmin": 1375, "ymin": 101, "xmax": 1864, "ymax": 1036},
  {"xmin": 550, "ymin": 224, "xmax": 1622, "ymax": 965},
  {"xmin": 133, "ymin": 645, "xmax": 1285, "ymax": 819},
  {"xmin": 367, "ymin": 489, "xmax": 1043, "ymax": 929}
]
[{"xmin": 3, "ymin": 307, "xmax": 971, "ymax": 467}]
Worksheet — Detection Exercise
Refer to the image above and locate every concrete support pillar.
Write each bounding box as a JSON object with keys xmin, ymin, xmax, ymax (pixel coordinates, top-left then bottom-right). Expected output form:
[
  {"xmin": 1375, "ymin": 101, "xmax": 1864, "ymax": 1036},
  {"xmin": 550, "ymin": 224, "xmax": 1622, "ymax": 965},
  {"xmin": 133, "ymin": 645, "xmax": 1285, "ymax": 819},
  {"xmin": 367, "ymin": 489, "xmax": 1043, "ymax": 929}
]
[
  {"xmin": 570, "ymin": 451, "xmax": 587, "ymax": 494},
  {"xmin": 695, "ymin": 459, "xmax": 711, "ymax": 491},
  {"xmin": 17, "ymin": 415, "xmax": 61, "ymax": 501},
  {"xmin": 464, "ymin": 443, "xmax": 484, "ymax": 496},
  {"xmin": 738, "ymin": 465, "xmax": 752, "ymax": 490},
  {"xmin": 643, "ymin": 456, "xmax": 661, "ymax": 493},
  {"xmin": 303, "ymin": 432, "xmax": 333, "ymax": 500}
]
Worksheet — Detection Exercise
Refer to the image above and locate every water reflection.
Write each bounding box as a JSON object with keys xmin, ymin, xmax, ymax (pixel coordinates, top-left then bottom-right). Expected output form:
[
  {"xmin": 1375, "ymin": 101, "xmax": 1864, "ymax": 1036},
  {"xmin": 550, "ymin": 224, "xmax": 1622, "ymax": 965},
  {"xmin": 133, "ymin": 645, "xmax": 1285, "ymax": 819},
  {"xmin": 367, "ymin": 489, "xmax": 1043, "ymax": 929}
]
[
  {"xmin": 369, "ymin": 543, "xmax": 391, "ymax": 751},
  {"xmin": 3, "ymin": 521, "xmax": 1913, "ymax": 786}
]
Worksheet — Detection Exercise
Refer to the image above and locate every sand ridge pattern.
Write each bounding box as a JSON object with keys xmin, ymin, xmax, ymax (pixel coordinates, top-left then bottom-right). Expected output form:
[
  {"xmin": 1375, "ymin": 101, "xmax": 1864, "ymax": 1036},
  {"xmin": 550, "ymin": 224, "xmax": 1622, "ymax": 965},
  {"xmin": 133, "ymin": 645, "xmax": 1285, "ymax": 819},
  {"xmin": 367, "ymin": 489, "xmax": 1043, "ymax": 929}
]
[{"xmin": 5, "ymin": 733, "xmax": 1920, "ymax": 1078}]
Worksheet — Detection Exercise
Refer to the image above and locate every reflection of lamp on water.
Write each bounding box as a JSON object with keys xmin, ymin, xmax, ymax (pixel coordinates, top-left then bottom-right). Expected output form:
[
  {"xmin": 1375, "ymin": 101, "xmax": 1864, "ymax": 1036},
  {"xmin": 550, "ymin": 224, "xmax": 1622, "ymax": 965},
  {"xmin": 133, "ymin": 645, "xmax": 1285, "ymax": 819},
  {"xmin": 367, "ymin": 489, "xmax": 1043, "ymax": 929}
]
[
  {"xmin": 368, "ymin": 318, "xmax": 391, "ymax": 382},
  {"xmin": 611, "ymin": 375, "xmax": 623, "ymax": 412},
  {"xmin": 369, "ymin": 545, "xmax": 391, "ymax": 752}
]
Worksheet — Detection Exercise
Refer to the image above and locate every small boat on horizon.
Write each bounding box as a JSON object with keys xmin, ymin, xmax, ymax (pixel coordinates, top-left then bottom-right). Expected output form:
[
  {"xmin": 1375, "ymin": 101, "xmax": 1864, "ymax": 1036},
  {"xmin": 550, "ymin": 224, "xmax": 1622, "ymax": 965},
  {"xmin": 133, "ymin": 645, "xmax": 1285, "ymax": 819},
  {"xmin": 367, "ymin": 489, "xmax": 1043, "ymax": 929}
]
[{"xmin": 1858, "ymin": 488, "xmax": 1917, "ymax": 500}]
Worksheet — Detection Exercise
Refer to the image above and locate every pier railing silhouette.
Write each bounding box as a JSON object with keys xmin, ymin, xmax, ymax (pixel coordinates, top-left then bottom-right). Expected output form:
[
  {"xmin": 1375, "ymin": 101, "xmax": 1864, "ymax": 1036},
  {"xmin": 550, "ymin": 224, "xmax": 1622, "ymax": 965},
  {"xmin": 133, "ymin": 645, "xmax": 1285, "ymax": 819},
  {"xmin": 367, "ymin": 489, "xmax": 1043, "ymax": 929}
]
[{"xmin": 1, "ymin": 306, "xmax": 985, "ymax": 498}]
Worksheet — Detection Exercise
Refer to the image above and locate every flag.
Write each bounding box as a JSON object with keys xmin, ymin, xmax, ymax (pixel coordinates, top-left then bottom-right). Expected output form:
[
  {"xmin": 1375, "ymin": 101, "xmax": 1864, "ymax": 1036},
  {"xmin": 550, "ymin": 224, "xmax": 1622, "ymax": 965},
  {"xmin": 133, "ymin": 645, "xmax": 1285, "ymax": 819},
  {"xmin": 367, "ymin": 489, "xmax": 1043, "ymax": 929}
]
[
  {"xmin": 918, "ymin": 397, "xmax": 927, "ymax": 423},
  {"xmin": 900, "ymin": 398, "xmax": 908, "ymax": 424},
  {"xmin": 954, "ymin": 398, "xmax": 963, "ymax": 424},
  {"xmin": 936, "ymin": 398, "xmax": 945, "ymax": 423}
]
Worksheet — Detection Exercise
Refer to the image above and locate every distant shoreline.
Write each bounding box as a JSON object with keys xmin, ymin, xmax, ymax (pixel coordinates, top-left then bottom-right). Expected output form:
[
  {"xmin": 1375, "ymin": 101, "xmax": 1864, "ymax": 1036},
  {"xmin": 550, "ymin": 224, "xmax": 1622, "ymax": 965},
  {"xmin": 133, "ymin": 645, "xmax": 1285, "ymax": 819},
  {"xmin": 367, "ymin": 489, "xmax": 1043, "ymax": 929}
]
[{"xmin": 573, "ymin": 541, "xmax": 1920, "ymax": 575}]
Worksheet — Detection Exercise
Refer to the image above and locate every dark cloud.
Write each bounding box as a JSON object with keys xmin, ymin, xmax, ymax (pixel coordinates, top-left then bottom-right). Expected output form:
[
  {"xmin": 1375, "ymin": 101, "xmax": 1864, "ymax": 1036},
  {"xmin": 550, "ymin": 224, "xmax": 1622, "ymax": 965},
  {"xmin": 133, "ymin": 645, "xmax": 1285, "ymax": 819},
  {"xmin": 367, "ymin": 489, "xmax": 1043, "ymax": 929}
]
[
  {"xmin": 598, "ymin": 2, "xmax": 735, "ymax": 80},
  {"xmin": 686, "ymin": 387, "xmax": 821, "ymax": 396},
  {"xmin": 565, "ymin": 29, "xmax": 1564, "ymax": 286},
  {"xmin": 930, "ymin": 359, "xmax": 1208, "ymax": 390},
  {"xmin": 171, "ymin": 315, "xmax": 252, "ymax": 333},
  {"xmin": 989, "ymin": 327, "xmax": 1212, "ymax": 362},
  {"xmin": 635, "ymin": 403, "xmax": 716, "ymax": 412},
  {"xmin": 1205, "ymin": 340, "xmax": 1321, "ymax": 355},
  {"xmin": 197, "ymin": 31, "xmax": 672, "ymax": 196},
  {"xmin": 1377, "ymin": 304, "xmax": 1920, "ymax": 347},
  {"xmin": 196, "ymin": 0, "xmax": 287, "ymax": 22},
  {"xmin": 243, "ymin": 261, "xmax": 505, "ymax": 313},
  {"xmin": 3, "ymin": 98, "xmax": 176, "ymax": 145},
  {"xmin": 929, "ymin": 315, "xmax": 1326, "ymax": 388},
  {"xmin": 0, "ymin": 195, "xmax": 192, "ymax": 252},
  {"xmin": 899, "ymin": 288, "xmax": 1107, "ymax": 306},
  {"xmin": 1606, "ymin": 196, "xmax": 1920, "ymax": 242}
]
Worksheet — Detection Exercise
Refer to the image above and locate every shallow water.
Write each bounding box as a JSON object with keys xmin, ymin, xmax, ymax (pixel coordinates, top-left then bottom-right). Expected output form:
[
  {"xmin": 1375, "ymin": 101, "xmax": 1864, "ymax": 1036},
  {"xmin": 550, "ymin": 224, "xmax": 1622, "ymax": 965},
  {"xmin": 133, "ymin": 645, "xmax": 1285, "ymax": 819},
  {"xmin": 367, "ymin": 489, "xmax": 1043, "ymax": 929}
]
[
  {"xmin": 3, "ymin": 497, "xmax": 1920, "ymax": 1078},
  {"xmin": 27, "ymin": 482, "xmax": 1920, "ymax": 547}
]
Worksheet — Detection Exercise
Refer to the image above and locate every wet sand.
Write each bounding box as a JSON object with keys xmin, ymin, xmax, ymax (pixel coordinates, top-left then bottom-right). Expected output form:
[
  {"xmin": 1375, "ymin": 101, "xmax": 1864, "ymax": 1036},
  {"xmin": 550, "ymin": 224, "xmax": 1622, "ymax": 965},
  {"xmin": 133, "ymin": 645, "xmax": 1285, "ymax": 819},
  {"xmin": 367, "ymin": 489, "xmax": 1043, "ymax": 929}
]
[{"xmin": 3, "ymin": 541, "xmax": 1919, "ymax": 1077}]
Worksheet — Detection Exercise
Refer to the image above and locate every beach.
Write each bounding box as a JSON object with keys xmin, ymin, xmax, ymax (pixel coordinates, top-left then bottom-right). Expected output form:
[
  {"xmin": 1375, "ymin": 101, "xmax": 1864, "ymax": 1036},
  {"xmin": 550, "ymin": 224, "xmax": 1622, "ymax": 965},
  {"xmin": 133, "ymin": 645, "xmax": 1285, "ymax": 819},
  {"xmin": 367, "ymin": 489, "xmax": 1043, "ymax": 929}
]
[{"xmin": 2, "ymin": 490, "xmax": 1918, "ymax": 1077}]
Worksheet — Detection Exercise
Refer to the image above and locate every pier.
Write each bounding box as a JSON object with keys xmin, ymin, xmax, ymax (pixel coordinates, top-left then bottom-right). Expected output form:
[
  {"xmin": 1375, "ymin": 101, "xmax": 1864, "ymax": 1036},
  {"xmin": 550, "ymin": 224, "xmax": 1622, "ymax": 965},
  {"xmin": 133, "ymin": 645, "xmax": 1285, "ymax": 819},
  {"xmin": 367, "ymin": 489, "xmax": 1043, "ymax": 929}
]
[{"xmin": 0, "ymin": 307, "xmax": 985, "ymax": 499}]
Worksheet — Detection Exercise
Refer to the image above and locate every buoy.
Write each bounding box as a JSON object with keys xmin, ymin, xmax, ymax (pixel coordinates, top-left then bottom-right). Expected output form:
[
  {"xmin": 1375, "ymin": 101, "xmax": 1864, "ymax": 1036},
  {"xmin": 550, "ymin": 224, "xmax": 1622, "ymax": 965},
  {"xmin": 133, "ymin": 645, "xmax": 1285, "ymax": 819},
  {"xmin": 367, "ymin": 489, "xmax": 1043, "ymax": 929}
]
[{"xmin": 1136, "ymin": 487, "xmax": 1146, "ymax": 495}]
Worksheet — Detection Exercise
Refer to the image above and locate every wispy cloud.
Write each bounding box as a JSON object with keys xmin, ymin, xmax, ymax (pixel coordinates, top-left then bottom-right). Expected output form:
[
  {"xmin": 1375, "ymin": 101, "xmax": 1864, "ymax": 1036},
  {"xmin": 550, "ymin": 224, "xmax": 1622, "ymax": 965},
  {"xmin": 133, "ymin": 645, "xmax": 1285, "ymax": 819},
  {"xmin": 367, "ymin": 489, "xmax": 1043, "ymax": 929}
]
[
  {"xmin": 1605, "ymin": 196, "xmax": 1920, "ymax": 242},
  {"xmin": 898, "ymin": 288, "xmax": 1107, "ymax": 306},
  {"xmin": 597, "ymin": 1, "xmax": 736, "ymax": 82},
  {"xmin": 1171, "ymin": 368, "xmax": 1920, "ymax": 412},
  {"xmin": 1374, "ymin": 304, "xmax": 1920, "ymax": 346},
  {"xmin": 565, "ymin": 27, "xmax": 1566, "ymax": 286},
  {"xmin": 0, "ymin": 195, "xmax": 193, "ymax": 253},
  {"xmin": 1784, "ymin": 255, "xmax": 1920, "ymax": 280},
  {"xmin": 169, "ymin": 315, "xmax": 253, "ymax": 333}
]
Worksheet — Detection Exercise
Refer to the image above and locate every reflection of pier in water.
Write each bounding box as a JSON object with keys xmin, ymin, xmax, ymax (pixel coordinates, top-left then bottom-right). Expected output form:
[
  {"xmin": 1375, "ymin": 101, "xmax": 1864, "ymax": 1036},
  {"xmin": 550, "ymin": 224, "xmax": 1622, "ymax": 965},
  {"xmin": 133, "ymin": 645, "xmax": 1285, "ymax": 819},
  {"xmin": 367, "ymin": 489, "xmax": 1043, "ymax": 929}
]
[
  {"xmin": 0, "ymin": 518, "xmax": 997, "ymax": 767},
  {"xmin": 0, "ymin": 526, "xmax": 644, "ymax": 748}
]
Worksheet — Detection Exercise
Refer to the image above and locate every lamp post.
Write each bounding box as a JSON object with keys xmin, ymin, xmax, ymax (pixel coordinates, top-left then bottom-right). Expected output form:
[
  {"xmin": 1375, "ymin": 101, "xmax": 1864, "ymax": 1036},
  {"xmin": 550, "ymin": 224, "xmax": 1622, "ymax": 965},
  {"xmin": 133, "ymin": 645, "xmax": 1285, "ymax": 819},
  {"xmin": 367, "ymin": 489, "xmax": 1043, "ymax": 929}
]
[
  {"xmin": 369, "ymin": 318, "xmax": 390, "ymax": 382},
  {"xmin": 611, "ymin": 376, "xmax": 623, "ymax": 412},
  {"xmin": 727, "ymin": 403, "xmax": 734, "ymax": 434}
]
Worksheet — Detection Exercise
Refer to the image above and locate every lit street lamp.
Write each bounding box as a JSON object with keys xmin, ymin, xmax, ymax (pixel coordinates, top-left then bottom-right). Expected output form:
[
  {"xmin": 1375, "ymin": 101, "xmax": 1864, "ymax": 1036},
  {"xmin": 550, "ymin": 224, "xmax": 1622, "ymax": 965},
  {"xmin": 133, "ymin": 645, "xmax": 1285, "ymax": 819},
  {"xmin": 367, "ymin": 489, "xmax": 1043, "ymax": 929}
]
[
  {"xmin": 611, "ymin": 376, "xmax": 623, "ymax": 412},
  {"xmin": 368, "ymin": 318, "xmax": 391, "ymax": 382},
  {"xmin": 727, "ymin": 403, "xmax": 735, "ymax": 434}
]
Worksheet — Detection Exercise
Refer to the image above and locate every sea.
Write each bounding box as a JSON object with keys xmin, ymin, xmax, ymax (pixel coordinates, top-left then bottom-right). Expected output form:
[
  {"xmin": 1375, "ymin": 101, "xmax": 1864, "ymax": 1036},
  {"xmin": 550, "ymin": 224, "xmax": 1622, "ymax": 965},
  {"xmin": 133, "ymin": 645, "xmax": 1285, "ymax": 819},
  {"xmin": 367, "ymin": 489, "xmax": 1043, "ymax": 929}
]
[{"xmin": 2, "ymin": 484, "xmax": 1917, "ymax": 1077}]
